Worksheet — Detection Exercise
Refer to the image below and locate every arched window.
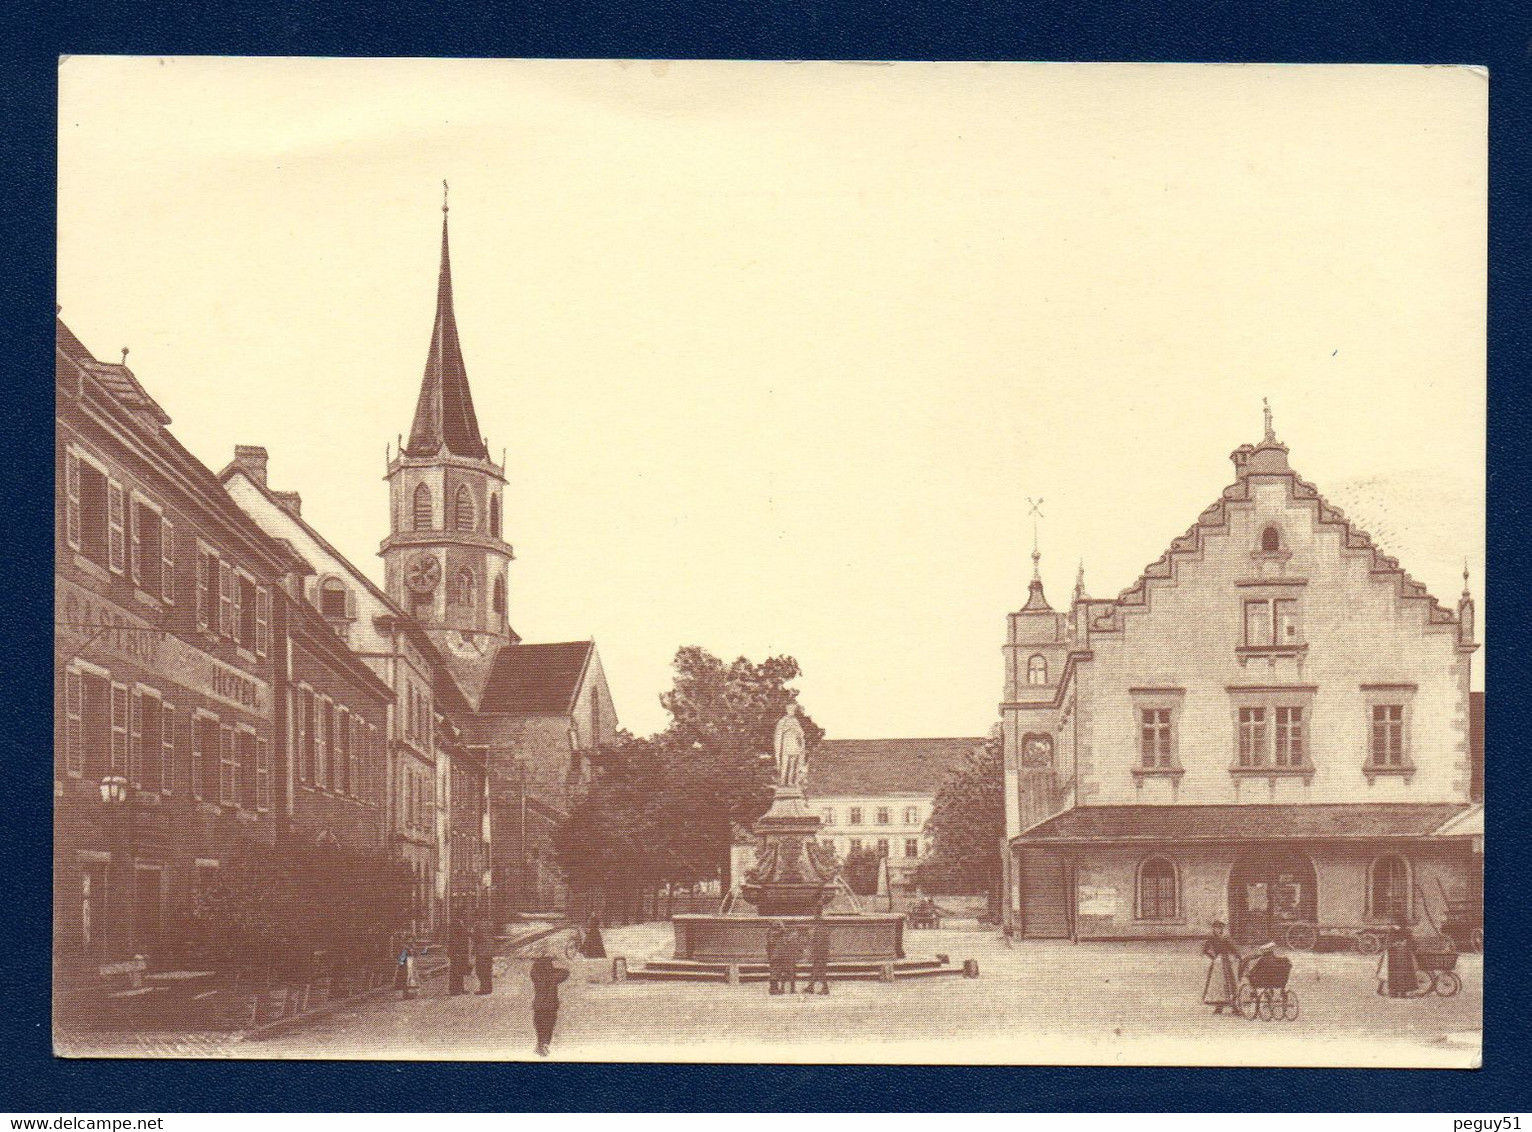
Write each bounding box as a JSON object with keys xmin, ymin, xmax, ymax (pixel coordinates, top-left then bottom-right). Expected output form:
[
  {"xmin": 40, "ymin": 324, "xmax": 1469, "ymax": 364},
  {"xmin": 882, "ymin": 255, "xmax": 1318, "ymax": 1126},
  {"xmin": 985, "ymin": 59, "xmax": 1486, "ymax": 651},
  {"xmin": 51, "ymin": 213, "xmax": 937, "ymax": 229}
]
[
  {"xmin": 1260, "ymin": 525, "xmax": 1281, "ymax": 553},
  {"xmin": 318, "ymin": 577, "xmax": 348, "ymax": 619},
  {"xmin": 489, "ymin": 494, "xmax": 502, "ymax": 539},
  {"xmin": 1027, "ymin": 654, "xmax": 1048, "ymax": 685},
  {"xmin": 492, "ymin": 575, "xmax": 505, "ymax": 614},
  {"xmin": 454, "ymin": 484, "xmax": 476, "ymax": 532},
  {"xmin": 454, "ymin": 568, "xmax": 476, "ymax": 608},
  {"xmin": 1368, "ymin": 855, "xmax": 1411, "ymax": 922},
  {"xmin": 1136, "ymin": 856, "xmax": 1179, "ymax": 920},
  {"xmin": 412, "ymin": 484, "xmax": 433, "ymax": 530}
]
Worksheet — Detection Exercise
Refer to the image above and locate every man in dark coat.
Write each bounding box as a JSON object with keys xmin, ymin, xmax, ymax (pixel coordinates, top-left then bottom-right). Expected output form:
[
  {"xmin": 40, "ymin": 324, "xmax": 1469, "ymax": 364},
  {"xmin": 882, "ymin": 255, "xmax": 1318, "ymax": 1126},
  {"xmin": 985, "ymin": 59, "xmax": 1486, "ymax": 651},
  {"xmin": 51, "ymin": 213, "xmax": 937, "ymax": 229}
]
[
  {"xmin": 530, "ymin": 955, "xmax": 571, "ymax": 1057},
  {"xmin": 446, "ymin": 919, "xmax": 471, "ymax": 996},
  {"xmin": 472, "ymin": 920, "xmax": 495, "ymax": 995},
  {"xmin": 766, "ymin": 921, "xmax": 786, "ymax": 994},
  {"xmin": 780, "ymin": 923, "xmax": 803, "ymax": 994},
  {"xmin": 805, "ymin": 916, "xmax": 832, "ymax": 995}
]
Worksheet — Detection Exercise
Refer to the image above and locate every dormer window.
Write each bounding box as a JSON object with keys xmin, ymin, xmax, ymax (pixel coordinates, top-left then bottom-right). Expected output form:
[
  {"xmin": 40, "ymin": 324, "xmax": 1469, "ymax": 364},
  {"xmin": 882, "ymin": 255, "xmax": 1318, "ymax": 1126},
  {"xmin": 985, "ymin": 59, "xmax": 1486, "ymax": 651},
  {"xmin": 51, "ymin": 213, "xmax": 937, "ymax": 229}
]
[
  {"xmin": 319, "ymin": 577, "xmax": 348, "ymax": 619},
  {"xmin": 1260, "ymin": 525, "xmax": 1281, "ymax": 553},
  {"xmin": 1027, "ymin": 654, "xmax": 1048, "ymax": 685}
]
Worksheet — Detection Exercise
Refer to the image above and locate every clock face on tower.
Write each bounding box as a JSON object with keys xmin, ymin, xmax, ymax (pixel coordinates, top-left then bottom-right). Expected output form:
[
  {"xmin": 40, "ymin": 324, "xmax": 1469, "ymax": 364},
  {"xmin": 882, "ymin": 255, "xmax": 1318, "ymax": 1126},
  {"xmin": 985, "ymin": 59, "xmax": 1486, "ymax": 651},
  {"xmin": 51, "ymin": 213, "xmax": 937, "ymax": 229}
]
[{"xmin": 405, "ymin": 553, "xmax": 441, "ymax": 595}]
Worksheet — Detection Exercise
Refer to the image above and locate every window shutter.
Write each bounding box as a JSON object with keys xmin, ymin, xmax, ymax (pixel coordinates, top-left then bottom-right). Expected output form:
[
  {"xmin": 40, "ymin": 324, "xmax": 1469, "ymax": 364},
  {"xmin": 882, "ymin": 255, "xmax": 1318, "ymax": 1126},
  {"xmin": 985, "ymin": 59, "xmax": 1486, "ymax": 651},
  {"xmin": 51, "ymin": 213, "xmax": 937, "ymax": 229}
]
[
  {"xmin": 316, "ymin": 698, "xmax": 329, "ymax": 789},
  {"xmin": 191, "ymin": 717, "xmax": 204, "ymax": 799},
  {"xmin": 160, "ymin": 703, "xmax": 175, "ymax": 793},
  {"xmin": 107, "ymin": 482, "xmax": 126, "ymax": 574},
  {"xmin": 219, "ymin": 725, "xmax": 235, "ymax": 806},
  {"xmin": 64, "ymin": 670, "xmax": 83, "ymax": 775},
  {"xmin": 196, "ymin": 552, "xmax": 210, "ymax": 630},
  {"xmin": 218, "ymin": 561, "xmax": 233, "ymax": 637},
  {"xmin": 351, "ymin": 715, "xmax": 363, "ymax": 799},
  {"xmin": 160, "ymin": 519, "xmax": 175, "ymax": 603},
  {"xmin": 109, "ymin": 683, "xmax": 129, "ymax": 774},
  {"xmin": 231, "ymin": 574, "xmax": 245, "ymax": 646},
  {"xmin": 65, "ymin": 453, "xmax": 81, "ymax": 551},
  {"xmin": 256, "ymin": 736, "xmax": 271, "ymax": 811},
  {"xmin": 129, "ymin": 689, "xmax": 143, "ymax": 787},
  {"xmin": 298, "ymin": 689, "xmax": 311, "ymax": 784},
  {"xmin": 255, "ymin": 586, "xmax": 270, "ymax": 657},
  {"xmin": 129, "ymin": 501, "xmax": 142, "ymax": 586}
]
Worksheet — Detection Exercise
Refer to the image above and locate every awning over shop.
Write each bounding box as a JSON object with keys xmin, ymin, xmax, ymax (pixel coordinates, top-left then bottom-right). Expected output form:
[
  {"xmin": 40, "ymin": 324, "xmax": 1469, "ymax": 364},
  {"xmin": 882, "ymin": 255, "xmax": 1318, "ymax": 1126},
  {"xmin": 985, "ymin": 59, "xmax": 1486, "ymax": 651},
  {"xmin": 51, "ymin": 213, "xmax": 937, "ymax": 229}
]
[
  {"xmin": 1013, "ymin": 803, "xmax": 1473, "ymax": 846},
  {"xmin": 1431, "ymin": 802, "xmax": 1483, "ymax": 853}
]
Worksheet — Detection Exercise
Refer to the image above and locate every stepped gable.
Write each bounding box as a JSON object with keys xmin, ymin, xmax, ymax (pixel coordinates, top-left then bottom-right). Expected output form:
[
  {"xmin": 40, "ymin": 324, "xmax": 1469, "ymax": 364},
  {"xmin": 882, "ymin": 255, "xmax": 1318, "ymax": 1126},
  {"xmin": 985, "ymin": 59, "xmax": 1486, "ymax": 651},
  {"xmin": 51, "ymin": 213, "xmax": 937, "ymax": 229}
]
[{"xmin": 1090, "ymin": 447, "xmax": 1458, "ymax": 635}]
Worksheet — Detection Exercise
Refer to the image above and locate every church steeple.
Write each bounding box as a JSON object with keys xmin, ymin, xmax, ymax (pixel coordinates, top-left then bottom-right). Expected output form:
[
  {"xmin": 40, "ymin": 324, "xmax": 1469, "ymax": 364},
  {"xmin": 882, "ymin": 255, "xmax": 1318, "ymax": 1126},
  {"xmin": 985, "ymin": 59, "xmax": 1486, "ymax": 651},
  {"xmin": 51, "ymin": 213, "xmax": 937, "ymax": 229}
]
[
  {"xmin": 404, "ymin": 182, "xmax": 488, "ymax": 460},
  {"xmin": 382, "ymin": 188, "xmax": 514, "ymax": 651}
]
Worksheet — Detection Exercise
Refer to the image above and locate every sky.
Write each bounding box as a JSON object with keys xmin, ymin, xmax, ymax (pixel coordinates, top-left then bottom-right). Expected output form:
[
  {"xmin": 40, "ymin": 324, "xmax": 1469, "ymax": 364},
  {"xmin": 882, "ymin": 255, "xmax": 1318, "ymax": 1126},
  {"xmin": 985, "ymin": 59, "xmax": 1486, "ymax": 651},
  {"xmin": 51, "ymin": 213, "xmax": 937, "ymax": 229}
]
[{"xmin": 57, "ymin": 59, "xmax": 1487, "ymax": 739}]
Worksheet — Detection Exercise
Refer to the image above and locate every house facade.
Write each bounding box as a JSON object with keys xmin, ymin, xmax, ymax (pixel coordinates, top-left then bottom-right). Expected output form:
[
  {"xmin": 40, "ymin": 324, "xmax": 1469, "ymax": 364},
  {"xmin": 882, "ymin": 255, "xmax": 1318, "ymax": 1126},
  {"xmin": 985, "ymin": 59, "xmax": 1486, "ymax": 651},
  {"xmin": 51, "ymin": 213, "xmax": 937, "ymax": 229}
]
[
  {"xmin": 806, "ymin": 737, "xmax": 983, "ymax": 891},
  {"xmin": 1001, "ymin": 418, "xmax": 1481, "ymax": 942},
  {"xmin": 54, "ymin": 316, "xmax": 294, "ymax": 974}
]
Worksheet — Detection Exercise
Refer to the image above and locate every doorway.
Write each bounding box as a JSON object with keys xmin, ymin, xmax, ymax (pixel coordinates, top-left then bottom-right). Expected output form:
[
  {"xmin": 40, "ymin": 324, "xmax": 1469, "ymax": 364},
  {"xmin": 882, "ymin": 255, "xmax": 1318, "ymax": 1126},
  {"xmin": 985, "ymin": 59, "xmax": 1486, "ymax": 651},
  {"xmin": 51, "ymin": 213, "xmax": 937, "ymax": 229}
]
[{"xmin": 1228, "ymin": 848, "xmax": 1317, "ymax": 944}]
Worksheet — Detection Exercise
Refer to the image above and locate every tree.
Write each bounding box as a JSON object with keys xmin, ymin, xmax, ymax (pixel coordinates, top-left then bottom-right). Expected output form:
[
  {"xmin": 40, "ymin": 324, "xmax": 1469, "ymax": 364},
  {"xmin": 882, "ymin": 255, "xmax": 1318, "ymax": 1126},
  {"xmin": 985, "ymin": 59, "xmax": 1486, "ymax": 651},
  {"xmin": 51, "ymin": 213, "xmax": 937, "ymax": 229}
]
[
  {"xmin": 554, "ymin": 647, "xmax": 824, "ymax": 913},
  {"xmin": 656, "ymin": 647, "xmax": 824, "ymax": 884},
  {"xmin": 917, "ymin": 736, "xmax": 1005, "ymax": 910},
  {"xmin": 190, "ymin": 838, "xmax": 415, "ymax": 984},
  {"xmin": 553, "ymin": 732, "xmax": 669, "ymax": 923}
]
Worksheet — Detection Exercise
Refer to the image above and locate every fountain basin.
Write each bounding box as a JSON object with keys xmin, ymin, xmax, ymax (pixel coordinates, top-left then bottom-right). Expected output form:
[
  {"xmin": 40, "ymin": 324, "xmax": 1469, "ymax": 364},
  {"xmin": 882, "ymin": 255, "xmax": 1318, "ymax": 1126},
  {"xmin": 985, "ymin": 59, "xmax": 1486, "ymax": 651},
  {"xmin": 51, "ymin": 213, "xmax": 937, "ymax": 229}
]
[{"xmin": 672, "ymin": 913, "xmax": 905, "ymax": 962}]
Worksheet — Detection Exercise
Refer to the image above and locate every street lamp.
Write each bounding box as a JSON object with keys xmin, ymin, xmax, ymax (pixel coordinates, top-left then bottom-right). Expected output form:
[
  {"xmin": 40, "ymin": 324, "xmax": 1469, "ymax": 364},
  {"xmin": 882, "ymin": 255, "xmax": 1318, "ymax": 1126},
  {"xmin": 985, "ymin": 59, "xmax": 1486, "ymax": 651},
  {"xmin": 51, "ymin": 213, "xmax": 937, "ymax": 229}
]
[{"xmin": 99, "ymin": 774, "xmax": 129, "ymax": 805}]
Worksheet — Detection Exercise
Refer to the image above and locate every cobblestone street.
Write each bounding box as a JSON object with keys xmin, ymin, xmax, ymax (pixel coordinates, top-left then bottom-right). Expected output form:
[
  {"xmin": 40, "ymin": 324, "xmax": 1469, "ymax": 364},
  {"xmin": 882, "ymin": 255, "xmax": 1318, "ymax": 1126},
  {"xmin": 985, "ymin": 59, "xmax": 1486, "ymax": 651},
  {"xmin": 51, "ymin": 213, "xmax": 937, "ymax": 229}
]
[{"xmin": 69, "ymin": 927, "xmax": 1478, "ymax": 1067}]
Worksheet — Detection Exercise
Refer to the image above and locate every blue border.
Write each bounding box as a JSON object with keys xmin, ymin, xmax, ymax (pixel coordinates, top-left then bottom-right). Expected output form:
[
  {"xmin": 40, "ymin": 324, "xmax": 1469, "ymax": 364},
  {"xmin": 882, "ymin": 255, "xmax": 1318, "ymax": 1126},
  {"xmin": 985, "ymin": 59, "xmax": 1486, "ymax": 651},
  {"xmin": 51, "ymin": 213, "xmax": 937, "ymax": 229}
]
[{"xmin": 5, "ymin": 0, "xmax": 1529, "ymax": 1112}]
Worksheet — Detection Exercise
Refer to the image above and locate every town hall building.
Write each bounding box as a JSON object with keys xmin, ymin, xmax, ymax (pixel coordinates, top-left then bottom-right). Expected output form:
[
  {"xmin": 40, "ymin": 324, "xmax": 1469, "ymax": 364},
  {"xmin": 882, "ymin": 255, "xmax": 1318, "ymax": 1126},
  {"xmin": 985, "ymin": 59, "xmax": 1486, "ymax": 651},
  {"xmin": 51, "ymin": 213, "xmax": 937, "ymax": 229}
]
[{"xmin": 1000, "ymin": 414, "xmax": 1482, "ymax": 944}]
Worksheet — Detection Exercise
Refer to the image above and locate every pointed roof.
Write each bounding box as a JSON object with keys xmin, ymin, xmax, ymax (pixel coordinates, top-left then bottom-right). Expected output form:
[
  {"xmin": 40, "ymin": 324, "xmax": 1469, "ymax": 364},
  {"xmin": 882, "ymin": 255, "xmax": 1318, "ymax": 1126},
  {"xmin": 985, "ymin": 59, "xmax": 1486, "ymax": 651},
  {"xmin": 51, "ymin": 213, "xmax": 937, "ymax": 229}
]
[
  {"xmin": 404, "ymin": 197, "xmax": 488, "ymax": 460},
  {"xmin": 477, "ymin": 641, "xmax": 596, "ymax": 715},
  {"xmin": 1021, "ymin": 548, "xmax": 1053, "ymax": 612}
]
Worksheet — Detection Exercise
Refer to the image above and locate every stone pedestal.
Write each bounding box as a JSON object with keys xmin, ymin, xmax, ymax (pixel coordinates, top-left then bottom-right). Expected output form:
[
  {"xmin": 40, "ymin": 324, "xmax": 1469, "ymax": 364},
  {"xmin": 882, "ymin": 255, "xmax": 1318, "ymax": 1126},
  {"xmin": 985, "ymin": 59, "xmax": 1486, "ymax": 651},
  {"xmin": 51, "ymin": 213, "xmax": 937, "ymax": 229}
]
[{"xmin": 738, "ymin": 783, "xmax": 837, "ymax": 917}]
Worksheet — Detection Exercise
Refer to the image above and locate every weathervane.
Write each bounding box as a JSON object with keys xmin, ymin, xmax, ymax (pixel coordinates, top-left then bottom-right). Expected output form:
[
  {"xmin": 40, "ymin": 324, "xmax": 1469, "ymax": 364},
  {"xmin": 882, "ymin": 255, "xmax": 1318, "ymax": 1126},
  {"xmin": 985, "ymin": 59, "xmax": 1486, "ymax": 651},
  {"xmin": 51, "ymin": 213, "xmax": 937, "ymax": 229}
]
[{"xmin": 1027, "ymin": 497, "xmax": 1045, "ymax": 574}]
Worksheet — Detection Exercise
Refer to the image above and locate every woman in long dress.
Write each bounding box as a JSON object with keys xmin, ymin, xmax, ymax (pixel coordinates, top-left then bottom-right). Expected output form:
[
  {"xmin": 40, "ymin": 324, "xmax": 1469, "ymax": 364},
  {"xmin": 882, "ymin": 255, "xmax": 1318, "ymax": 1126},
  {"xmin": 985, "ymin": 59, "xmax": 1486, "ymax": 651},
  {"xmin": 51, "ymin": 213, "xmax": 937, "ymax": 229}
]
[
  {"xmin": 1201, "ymin": 920, "xmax": 1240, "ymax": 1015},
  {"xmin": 1377, "ymin": 923, "xmax": 1421, "ymax": 997}
]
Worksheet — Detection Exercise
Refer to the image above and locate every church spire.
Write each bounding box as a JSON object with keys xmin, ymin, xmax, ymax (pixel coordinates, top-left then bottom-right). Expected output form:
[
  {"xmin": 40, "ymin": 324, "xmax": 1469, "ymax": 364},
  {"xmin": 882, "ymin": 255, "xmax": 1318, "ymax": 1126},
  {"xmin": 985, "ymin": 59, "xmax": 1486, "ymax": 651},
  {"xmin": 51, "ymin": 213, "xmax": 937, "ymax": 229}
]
[
  {"xmin": 1022, "ymin": 497, "xmax": 1052, "ymax": 612},
  {"xmin": 404, "ymin": 182, "xmax": 488, "ymax": 460}
]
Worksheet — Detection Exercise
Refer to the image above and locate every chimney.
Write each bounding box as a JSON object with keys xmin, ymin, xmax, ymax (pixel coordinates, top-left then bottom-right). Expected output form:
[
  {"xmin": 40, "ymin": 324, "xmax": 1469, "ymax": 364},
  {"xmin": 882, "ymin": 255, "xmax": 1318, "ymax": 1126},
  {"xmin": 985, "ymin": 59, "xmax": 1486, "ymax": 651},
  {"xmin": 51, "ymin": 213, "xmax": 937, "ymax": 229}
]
[
  {"xmin": 272, "ymin": 490, "xmax": 302, "ymax": 517},
  {"xmin": 234, "ymin": 445, "xmax": 270, "ymax": 487}
]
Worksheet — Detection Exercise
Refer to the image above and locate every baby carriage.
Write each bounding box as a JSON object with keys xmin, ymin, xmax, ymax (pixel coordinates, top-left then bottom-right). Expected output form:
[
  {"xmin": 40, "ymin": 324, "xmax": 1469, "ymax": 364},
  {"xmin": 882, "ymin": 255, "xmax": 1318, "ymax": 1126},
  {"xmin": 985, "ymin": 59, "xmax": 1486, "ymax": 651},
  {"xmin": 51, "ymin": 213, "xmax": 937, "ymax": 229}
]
[{"xmin": 1237, "ymin": 949, "xmax": 1298, "ymax": 1021}]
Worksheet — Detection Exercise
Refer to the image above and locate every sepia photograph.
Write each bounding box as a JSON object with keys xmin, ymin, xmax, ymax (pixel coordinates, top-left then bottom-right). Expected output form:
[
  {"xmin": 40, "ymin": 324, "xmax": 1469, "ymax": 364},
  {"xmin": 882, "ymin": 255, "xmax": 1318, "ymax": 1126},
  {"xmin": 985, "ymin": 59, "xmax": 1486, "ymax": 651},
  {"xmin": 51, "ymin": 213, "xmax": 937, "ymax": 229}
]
[{"xmin": 53, "ymin": 57, "xmax": 1485, "ymax": 1067}]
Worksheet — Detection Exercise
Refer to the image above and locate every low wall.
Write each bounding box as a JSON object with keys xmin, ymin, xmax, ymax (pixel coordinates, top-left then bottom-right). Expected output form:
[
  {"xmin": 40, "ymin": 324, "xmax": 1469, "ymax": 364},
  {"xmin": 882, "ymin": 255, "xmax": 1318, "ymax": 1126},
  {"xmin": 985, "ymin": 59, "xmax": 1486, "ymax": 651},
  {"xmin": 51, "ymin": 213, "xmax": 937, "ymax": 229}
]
[{"xmin": 672, "ymin": 914, "xmax": 906, "ymax": 962}]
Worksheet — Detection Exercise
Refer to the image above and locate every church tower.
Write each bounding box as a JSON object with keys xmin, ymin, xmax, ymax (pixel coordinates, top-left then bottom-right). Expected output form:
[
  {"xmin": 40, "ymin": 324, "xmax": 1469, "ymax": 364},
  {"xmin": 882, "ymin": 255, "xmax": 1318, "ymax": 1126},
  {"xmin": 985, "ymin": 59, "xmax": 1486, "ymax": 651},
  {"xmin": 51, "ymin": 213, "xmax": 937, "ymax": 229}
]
[{"xmin": 381, "ymin": 188, "xmax": 517, "ymax": 654}]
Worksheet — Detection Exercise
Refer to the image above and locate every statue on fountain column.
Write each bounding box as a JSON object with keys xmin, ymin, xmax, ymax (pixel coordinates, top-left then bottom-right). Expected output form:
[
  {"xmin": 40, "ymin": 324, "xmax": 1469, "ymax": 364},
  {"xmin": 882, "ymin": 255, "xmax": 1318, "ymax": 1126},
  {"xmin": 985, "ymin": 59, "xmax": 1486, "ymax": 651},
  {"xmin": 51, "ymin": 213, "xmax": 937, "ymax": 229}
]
[{"xmin": 773, "ymin": 701, "xmax": 807, "ymax": 788}]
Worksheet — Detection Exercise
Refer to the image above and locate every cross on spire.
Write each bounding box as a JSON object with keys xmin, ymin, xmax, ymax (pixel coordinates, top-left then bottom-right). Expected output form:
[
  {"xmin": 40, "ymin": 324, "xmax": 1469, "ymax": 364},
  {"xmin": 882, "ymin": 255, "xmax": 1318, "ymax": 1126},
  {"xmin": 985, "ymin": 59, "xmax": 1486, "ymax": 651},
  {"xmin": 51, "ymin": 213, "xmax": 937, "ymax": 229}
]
[{"xmin": 1022, "ymin": 496, "xmax": 1052, "ymax": 611}]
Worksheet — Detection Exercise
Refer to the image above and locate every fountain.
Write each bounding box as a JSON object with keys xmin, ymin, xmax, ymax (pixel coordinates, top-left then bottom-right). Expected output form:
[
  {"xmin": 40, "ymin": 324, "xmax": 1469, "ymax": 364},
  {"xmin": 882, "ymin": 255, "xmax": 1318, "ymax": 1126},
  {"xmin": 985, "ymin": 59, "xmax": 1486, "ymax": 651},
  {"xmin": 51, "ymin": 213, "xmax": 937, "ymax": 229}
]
[{"xmin": 667, "ymin": 704, "xmax": 909, "ymax": 965}]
